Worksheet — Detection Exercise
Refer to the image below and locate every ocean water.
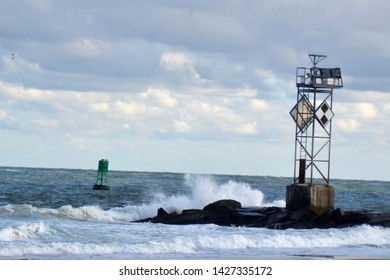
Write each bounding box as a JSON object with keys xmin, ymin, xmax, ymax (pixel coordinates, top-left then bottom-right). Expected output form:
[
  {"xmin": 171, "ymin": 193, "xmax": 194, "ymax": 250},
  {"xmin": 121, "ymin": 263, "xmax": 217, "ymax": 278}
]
[{"xmin": 0, "ymin": 166, "xmax": 390, "ymax": 260}]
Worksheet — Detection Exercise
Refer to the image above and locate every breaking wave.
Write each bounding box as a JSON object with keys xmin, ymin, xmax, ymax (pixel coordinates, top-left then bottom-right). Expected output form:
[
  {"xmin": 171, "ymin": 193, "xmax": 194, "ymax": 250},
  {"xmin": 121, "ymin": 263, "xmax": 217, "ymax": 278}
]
[
  {"xmin": 0, "ymin": 224, "xmax": 389, "ymax": 258},
  {"xmin": 0, "ymin": 222, "xmax": 49, "ymax": 242},
  {"xmin": 0, "ymin": 174, "xmax": 283, "ymax": 222}
]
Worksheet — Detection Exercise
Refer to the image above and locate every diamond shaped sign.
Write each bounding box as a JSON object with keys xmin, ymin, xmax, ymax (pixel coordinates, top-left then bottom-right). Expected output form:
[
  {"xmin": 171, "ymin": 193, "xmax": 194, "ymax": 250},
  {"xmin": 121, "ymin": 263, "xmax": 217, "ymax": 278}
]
[
  {"xmin": 290, "ymin": 95, "xmax": 314, "ymax": 133},
  {"xmin": 315, "ymin": 101, "xmax": 334, "ymax": 127}
]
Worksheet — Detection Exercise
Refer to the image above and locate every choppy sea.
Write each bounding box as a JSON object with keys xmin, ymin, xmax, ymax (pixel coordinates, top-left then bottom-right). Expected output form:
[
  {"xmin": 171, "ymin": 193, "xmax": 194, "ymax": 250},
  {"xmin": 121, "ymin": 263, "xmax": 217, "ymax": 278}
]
[{"xmin": 0, "ymin": 166, "xmax": 390, "ymax": 260}]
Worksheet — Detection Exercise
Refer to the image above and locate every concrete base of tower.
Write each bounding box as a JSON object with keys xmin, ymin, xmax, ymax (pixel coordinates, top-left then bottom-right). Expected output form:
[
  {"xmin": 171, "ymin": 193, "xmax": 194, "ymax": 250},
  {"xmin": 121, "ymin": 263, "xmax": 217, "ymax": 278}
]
[{"xmin": 286, "ymin": 184, "xmax": 335, "ymax": 215}]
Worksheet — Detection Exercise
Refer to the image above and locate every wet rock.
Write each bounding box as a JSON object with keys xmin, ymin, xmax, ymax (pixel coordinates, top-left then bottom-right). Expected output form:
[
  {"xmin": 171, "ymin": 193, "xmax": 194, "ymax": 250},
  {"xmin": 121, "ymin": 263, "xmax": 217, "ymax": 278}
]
[
  {"xmin": 362, "ymin": 212, "xmax": 390, "ymax": 227},
  {"xmin": 237, "ymin": 211, "xmax": 267, "ymax": 226},
  {"xmin": 311, "ymin": 209, "xmax": 337, "ymax": 228},
  {"xmin": 262, "ymin": 207, "xmax": 282, "ymax": 216},
  {"xmin": 203, "ymin": 199, "xmax": 242, "ymax": 226},
  {"xmin": 245, "ymin": 217, "xmax": 269, "ymax": 228},
  {"xmin": 291, "ymin": 207, "xmax": 316, "ymax": 222},
  {"xmin": 134, "ymin": 199, "xmax": 390, "ymax": 229},
  {"xmin": 157, "ymin": 207, "xmax": 168, "ymax": 217},
  {"xmin": 203, "ymin": 199, "xmax": 242, "ymax": 214},
  {"xmin": 334, "ymin": 211, "xmax": 369, "ymax": 228},
  {"xmin": 151, "ymin": 209, "xmax": 211, "ymax": 225},
  {"xmin": 268, "ymin": 221, "xmax": 298, "ymax": 230},
  {"xmin": 267, "ymin": 209, "xmax": 291, "ymax": 225}
]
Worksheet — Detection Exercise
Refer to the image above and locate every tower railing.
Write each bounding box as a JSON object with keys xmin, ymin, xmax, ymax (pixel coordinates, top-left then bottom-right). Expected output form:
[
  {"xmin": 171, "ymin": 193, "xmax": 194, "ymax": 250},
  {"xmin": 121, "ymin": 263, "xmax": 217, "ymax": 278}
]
[{"xmin": 296, "ymin": 67, "xmax": 343, "ymax": 88}]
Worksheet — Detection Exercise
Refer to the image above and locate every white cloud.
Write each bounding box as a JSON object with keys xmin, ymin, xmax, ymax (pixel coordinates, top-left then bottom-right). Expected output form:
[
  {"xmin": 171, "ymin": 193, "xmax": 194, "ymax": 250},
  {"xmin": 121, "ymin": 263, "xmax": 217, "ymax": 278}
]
[
  {"xmin": 1, "ymin": 1, "xmax": 390, "ymax": 179},
  {"xmin": 30, "ymin": 118, "xmax": 58, "ymax": 130},
  {"xmin": 1, "ymin": 82, "xmax": 273, "ymax": 140},
  {"xmin": 160, "ymin": 51, "xmax": 205, "ymax": 84},
  {"xmin": 65, "ymin": 38, "xmax": 110, "ymax": 58},
  {"xmin": 236, "ymin": 88, "xmax": 257, "ymax": 98},
  {"xmin": 89, "ymin": 102, "xmax": 110, "ymax": 113},
  {"xmin": 233, "ymin": 122, "xmax": 258, "ymax": 135},
  {"xmin": 355, "ymin": 103, "xmax": 377, "ymax": 119},
  {"xmin": 174, "ymin": 120, "xmax": 193, "ymax": 133},
  {"xmin": 250, "ymin": 99, "xmax": 269, "ymax": 111},
  {"xmin": 335, "ymin": 119, "xmax": 360, "ymax": 132},
  {"xmin": 2, "ymin": 55, "xmax": 43, "ymax": 74},
  {"xmin": 112, "ymin": 101, "xmax": 140, "ymax": 117},
  {"xmin": 140, "ymin": 88, "xmax": 178, "ymax": 108},
  {"xmin": 160, "ymin": 52, "xmax": 191, "ymax": 70}
]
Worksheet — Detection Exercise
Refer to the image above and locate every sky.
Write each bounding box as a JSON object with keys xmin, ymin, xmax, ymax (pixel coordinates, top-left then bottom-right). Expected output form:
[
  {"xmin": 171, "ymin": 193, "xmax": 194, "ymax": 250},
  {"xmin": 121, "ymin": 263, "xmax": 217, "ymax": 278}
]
[{"xmin": 0, "ymin": 0, "xmax": 390, "ymax": 181}]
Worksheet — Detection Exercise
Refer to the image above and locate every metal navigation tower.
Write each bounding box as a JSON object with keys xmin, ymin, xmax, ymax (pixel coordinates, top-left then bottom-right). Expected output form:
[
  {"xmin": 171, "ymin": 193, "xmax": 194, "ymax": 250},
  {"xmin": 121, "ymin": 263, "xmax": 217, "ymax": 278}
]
[{"xmin": 290, "ymin": 54, "xmax": 343, "ymax": 185}]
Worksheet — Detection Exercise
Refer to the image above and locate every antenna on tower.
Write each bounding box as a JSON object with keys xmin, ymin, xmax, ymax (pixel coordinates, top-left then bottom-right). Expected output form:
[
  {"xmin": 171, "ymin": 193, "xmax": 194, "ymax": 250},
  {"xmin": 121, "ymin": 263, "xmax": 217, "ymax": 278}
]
[{"xmin": 308, "ymin": 54, "xmax": 327, "ymax": 67}]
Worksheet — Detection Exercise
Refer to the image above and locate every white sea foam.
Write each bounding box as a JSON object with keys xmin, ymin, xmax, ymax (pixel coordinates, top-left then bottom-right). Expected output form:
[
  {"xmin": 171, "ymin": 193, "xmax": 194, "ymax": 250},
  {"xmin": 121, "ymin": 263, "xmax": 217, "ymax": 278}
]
[
  {"xmin": 184, "ymin": 174, "xmax": 265, "ymax": 207},
  {"xmin": 254, "ymin": 225, "xmax": 390, "ymax": 248},
  {"xmin": 133, "ymin": 174, "xmax": 269, "ymax": 218},
  {"xmin": 0, "ymin": 204, "xmax": 133, "ymax": 223},
  {"xmin": 0, "ymin": 224, "xmax": 389, "ymax": 258},
  {"xmin": 144, "ymin": 225, "xmax": 390, "ymax": 252},
  {"xmin": 0, "ymin": 222, "xmax": 48, "ymax": 242}
]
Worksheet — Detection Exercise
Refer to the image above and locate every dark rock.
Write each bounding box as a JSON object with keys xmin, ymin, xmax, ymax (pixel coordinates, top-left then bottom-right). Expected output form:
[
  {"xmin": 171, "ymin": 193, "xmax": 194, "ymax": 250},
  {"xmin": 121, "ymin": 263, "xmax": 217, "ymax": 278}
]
[
  {"xmin": 134, "ymin": 217, "xmax": 152, "ymax": 223},
  {"xmin": 332, "ymin": 208, "xmax": 345, "ymax": 222},
  {"xmin": 237, "ymin": 211, "xmax": 266, "ymax": 217},
  {"xmin": 157, "ymin": 207, "xmax": 168, "ymax": 217},
  {"xmin": 245, "ymin": 216, "xmax": 269, "ymax": 227},
  {"xmin": 362, "ymin": 212, "xmax": 390, "ymax": 227},
  {"xmin": 311, "ymin": 209, "xmax": 337, "ymax": 228},
  {"xmin": 289, "ymin": 221, "xmax": 314, "ymax": 229},
  {"xmin": 149, "ymin": 212, "xmax": 177, "ymax": 223},
  {"xmin": 237, "ymin": 206, "xmax": 264, "ymax": 212},
  {"xmin": 133, "ymin": 199, "xmax": 390, "ymax": 229},
  {"xmin": 267, "ymin": 209, "xmax": 291, "ymax": 225},
  {"xmin": 335, "ymin": 211, "xmax": 368, "ymax": 227},
  {"xmin": 237, "ymin": 211, "xmax": 267, "ymax": 226},
  {"xmin": 151, "ymin": 209, "xmax": 211, "ymax": 225},
  {"xmin": 268, "ymin": 221, "xmax": 298, "ymax": 230},
  {"xmin": 261, "ymin": 206, "xmax": 282, "ymax": 216},
  {"xmin": 203, "ymin": 199, "xmax": 242, "ymax": 226},
  {"xmin": 291, "ymin": 207, "xmax": 315, "ymax": 222},
  {"xmin": 203, "ymin": 199, "xmax": 242, "ymax": 213}
]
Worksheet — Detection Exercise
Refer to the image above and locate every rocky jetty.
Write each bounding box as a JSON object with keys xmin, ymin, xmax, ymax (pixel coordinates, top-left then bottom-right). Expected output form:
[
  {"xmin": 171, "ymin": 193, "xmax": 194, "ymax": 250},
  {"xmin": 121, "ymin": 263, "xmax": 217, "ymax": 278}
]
[{"xmin": 135, "ymin": 199, "xmax": 390, "ymax": 229}]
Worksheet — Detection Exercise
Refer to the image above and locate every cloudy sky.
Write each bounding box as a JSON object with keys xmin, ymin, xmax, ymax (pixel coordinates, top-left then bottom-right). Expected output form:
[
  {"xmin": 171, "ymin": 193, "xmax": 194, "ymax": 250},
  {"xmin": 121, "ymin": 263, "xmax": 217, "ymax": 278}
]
[{"xmin": 1, "ymin": 0, "xmax": 390, "ymax": 181}]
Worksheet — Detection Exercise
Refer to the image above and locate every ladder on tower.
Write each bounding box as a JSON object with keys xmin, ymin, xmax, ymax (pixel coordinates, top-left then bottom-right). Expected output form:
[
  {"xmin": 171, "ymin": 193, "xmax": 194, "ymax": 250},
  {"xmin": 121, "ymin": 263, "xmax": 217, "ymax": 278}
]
[
  {"xmin": 300, "ymin": 133, "xmax": 307, "ymax": 159},
  {"xmin": 297, "ymin": 130, "xmax": 308, "ymax": 184}
]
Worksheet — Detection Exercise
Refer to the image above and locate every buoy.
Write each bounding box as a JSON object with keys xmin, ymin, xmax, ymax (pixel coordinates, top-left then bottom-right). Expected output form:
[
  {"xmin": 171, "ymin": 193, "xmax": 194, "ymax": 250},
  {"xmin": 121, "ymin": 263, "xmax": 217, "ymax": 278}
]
[{"xmin": 93, "ymin": 159, "xmax": 110, "ymax": 190}]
